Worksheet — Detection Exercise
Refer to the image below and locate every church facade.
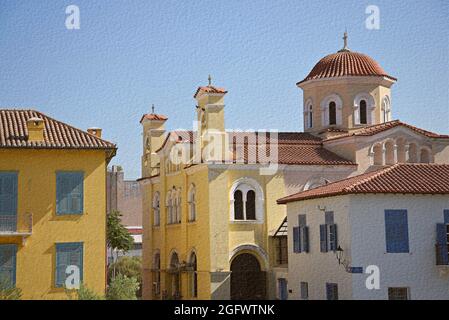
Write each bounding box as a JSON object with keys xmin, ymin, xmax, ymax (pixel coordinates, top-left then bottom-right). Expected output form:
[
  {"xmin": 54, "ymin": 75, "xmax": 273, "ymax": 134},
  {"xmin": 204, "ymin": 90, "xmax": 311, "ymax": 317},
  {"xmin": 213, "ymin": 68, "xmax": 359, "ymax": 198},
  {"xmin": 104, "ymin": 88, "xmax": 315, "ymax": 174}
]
[{"xmin": 140, "ymin": 34, "xmax": 449, "ymax": 300}]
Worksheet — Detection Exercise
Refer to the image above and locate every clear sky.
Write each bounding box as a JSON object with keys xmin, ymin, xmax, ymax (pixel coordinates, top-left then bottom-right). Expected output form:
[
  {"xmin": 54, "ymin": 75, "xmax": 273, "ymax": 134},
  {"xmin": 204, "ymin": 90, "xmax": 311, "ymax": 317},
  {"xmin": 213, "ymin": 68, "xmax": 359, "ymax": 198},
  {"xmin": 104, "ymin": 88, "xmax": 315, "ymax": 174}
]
[{"xmin": 1, "ymin": 0, "xmax": 448, "ymax": 179}]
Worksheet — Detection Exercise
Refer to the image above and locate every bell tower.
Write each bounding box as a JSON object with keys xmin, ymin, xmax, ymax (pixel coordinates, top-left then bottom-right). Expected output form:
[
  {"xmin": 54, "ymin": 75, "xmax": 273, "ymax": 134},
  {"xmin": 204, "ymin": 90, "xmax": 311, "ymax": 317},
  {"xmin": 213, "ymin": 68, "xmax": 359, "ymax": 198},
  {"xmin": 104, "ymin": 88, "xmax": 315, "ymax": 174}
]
[{"xmin": 140, "ymin": 105, "xmax": 167, "ymax": 178}]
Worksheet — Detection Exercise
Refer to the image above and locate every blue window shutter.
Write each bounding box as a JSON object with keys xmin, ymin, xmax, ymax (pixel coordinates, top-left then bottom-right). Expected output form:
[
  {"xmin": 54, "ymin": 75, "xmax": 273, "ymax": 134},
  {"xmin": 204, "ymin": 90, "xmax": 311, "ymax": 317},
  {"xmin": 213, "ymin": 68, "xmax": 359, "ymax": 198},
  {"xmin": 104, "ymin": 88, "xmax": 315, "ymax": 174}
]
[
  {"xmin": 326, "ymin": 283, "xmax": 332, "ymax": 300},
  {"xmin": 302, "ymin": 226, "xmax": 309, "ymax": 253},
  {"xmin": 293, "ymin": 227, "xmax": 301, "ymax": 253},
  {"xmin": 326, "ymin": 283, "xmax": 338, "ymax": 300},
  {"xmin": 0, "ymin": 172, "xmax": 18, "ymax": 215},
  {"xmin": 55, "ymin": 242, "xmax": 83, "ymax": 287},
  {"xmin": 385, "ymin": 210, "xmax": 409, "ymax": 253},
  {"xmin": 320, "ymin": 224, "xmax": 328, "ymax": 252},
  {"xmin": 436, "ymin": 223, "xmax": 449, "ymax": 265},
  {"xmin": 329, "ymin": 224, "xmax": 338, "ymax": 251},
  {"xmin": 56, "ymin": 172, "xmax": 84, "ymax": 215},
  {"xmin": 444, "ymin": 210, "xmax": 449, "ymax": 224},
  {"xmin": 0, "ymin": 244, "xmax": 17, "ymax": 287}
]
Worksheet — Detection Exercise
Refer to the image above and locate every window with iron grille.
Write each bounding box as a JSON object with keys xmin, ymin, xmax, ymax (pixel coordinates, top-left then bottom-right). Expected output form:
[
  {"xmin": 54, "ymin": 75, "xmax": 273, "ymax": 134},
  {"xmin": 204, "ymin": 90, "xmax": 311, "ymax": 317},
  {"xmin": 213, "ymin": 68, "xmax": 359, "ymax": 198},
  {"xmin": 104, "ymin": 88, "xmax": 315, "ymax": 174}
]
[{"xmin": 388, "ymin": 287, "xmax": 409, "ymax": 300}]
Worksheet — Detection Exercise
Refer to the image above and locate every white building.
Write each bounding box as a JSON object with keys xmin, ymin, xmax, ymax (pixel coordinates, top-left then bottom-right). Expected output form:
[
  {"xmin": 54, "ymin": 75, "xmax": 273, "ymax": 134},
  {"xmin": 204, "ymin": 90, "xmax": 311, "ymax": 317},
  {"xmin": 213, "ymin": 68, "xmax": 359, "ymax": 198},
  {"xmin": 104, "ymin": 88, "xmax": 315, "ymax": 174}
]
[{"xmin": 278, "ymin": 164, "xmax": 449, "ymax": 300}]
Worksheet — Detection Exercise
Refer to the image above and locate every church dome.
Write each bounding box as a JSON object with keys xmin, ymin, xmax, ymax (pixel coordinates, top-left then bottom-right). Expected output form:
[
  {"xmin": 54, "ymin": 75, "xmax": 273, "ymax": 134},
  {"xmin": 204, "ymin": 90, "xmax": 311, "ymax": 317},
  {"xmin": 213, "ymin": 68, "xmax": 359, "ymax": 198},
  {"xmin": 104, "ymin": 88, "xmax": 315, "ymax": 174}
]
[{"xmin": 297, "ymin": 48, "xmax": 396, "ymax": 85}]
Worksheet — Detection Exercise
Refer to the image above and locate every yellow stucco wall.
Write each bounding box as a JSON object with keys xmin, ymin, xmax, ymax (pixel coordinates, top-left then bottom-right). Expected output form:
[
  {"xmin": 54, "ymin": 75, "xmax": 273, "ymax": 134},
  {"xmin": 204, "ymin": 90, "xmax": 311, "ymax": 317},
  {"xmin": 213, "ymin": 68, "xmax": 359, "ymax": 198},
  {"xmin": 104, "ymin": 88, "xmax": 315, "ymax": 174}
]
[{"xmin": 0, "ymin": 149, "xmax": 108, "ymax": 300}]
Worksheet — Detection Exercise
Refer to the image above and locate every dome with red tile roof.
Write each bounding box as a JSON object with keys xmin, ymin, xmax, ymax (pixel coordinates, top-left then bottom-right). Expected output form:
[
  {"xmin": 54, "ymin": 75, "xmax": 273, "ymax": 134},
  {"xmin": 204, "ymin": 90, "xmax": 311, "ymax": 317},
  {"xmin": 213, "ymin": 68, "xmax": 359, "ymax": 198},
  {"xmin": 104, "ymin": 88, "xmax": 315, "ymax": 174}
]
[{"xmin": 297, "ymin": 37, "xmax": 396, "ymax": 85}]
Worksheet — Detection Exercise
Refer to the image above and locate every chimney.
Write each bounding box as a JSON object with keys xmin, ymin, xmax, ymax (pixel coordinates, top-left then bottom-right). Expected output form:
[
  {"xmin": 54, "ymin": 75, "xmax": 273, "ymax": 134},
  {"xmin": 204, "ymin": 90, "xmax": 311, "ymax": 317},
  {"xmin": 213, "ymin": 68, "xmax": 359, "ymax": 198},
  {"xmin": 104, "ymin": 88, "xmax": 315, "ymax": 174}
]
[
  {"xmin": 26, "ymin": 117, "xmax": 45, "ymax": 142},
  {"xmin": 87, "ymin": 127, "xmax": 102, "ymax": 138}
]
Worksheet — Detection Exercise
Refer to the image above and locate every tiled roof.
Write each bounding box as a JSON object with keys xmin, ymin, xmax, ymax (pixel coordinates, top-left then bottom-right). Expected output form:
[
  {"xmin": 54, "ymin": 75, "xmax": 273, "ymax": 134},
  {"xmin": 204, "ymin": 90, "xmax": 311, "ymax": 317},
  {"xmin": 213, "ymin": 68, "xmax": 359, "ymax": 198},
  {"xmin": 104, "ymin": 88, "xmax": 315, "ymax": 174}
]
[
  {"xmin": 193, "ymin": 85, "xmax": 228, "ymax": 98},
  {"xmin": 277, "ymin": 164, "xmax": 449, "ymax": 204},
  {"xmin": 324, "ymin": 120, "xmax": 449, "ymax": 142},
  {"xmin": 297, "ymin": 51, "xmax": 396, "ymax": 85},
  {"xmin": 156, "ymin": 130, "xmax": 355, "ymax": 166},
  {"xmin": 0, "ymin": 109, "xmax": 116, "ymax": 151},
  {"xmin": 140, "ymin": 113, "xmax": 168, "ymax": 123}
]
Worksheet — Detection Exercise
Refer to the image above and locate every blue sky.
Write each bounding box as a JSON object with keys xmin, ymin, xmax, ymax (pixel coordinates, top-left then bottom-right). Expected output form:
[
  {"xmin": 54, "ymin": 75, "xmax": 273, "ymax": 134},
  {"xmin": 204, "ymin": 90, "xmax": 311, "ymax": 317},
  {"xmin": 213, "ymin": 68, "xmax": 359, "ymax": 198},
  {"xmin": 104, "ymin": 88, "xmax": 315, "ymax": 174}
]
[{"xmin": 0, "ymin": 0, "xmax": 447, "ymax": 179}]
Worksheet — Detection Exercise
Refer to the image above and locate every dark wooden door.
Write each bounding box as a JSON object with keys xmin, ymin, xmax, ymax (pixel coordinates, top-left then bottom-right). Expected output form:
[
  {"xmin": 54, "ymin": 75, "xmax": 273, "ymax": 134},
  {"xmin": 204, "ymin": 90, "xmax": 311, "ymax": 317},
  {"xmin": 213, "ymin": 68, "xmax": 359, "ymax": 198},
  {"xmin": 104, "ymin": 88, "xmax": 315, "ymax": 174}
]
[{"xmin": 230, "ymin": 253, "xmax": 266, "ymax": 300}]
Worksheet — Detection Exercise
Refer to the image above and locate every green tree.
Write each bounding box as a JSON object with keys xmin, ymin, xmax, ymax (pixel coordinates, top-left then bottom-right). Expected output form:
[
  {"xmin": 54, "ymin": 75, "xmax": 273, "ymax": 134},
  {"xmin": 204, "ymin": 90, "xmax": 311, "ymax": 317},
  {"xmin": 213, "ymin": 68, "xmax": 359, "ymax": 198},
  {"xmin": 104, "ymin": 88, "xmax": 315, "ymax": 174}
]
[
  {"xmin": 106, "ymin": 274, "xmax": 139, "ymax": 300},
  {"xmin": 107, "ymin": 210, "xmax": 134, "ymax": 252},
  {"xmin": 0, "ymin": 279, "xmax": 22, "ymax": 300},
  {"xmin": 108, "ymin": 256, "xmax": 142, "ymax": 297},
  {"xmin": 65, "ymin": 283, "xmax": 105, "ymax": 300}
]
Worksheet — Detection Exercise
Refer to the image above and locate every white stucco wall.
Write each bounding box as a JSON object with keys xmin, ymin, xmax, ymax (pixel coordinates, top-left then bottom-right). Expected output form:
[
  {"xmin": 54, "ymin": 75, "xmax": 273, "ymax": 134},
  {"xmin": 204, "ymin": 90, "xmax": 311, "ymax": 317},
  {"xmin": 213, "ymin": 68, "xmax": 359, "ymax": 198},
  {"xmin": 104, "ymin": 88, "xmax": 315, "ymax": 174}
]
[
  {"xmin": 287, "ymin": 193, "xmax": 449, "ymax": 300},
  {"xmin": 286, "ymin": 196, "xmax": 353, "ymax": 300},
  {"xmin": 349, "ymin": 194, "xmax": 449, "ymax": 300}
]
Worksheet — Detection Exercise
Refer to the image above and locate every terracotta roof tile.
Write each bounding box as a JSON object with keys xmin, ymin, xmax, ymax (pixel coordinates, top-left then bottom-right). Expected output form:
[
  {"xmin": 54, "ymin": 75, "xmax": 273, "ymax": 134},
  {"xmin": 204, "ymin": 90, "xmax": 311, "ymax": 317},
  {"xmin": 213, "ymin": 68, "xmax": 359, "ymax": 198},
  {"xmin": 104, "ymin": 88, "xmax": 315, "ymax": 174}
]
[
  {"xmin": 140, "ymin": 113, "xmax": 168, "ymax": 123},
  {"xmin": 297, "ymin": 51, "xmax": 396, "ymax": 85},
  {"xmin": 193, "ymin": 85, "xmax": 227, "ymax": 98},
  {"xmin": 324, "ymin": 120, "xmax": 449, "ymax": 142},
  {"xmin": 0, "ymin": 109, "xmax": 116, "ymax": 151},
  {"xmin": 156, "ymin": 130, "xmax": 355, "ymax": 166},
  {"xmin": 277, "ymin": 164, "xmax": 449, "ymax": 204}
]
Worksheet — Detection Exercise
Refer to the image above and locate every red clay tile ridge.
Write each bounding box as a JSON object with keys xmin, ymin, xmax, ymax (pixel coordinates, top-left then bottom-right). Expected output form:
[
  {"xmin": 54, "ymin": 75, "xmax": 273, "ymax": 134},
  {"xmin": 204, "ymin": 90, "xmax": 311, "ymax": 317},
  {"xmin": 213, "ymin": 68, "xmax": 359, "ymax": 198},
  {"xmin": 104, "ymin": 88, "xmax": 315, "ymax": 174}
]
[
  {"xmin": 193, "ymin": 85, "xmax": 228, "ymax": 99},
  {"xmin": 277, "ymin": 163, "xmax": 449, "ymax": 204}
]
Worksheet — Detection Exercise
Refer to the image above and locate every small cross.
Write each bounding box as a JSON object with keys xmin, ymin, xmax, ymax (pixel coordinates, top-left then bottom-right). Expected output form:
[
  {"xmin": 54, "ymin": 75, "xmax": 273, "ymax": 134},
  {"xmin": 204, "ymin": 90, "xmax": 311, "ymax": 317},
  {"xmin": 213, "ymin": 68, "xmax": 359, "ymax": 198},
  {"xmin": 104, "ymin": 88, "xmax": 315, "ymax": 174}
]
[
  {"xmin": 151, "ymin": 104, "xmax": 155, "ymax": 114},
  {"xmin": 343, "ymin": 31, "xmax": 348, "ymax": 48},
  {"xmin": 208, "ymin": 74, "xmax": 212, "ymax": 86}
]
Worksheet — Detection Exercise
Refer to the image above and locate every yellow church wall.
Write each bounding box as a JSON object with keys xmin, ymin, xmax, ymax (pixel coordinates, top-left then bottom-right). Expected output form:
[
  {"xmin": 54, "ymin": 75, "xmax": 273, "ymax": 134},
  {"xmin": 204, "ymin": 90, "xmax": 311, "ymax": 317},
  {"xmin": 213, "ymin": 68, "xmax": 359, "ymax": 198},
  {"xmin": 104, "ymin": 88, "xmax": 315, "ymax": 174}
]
[{"xmin": 0, "ymin": 149, "xmax": 108, "ymax": 300}]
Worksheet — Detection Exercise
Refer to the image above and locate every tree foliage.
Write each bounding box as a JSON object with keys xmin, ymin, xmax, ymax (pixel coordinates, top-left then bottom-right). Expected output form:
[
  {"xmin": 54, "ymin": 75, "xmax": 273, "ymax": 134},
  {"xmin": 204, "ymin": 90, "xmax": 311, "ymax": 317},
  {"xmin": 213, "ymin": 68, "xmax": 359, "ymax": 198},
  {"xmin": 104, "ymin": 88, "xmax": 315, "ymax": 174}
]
[
  {"xmin": 65, "ymin": 283, "xmax": 105, "ymax": 300},
  {"xmin": 0, "ymin": 279, "xmax": 22, "ymax": 300},
  {"xmin": 106, "ymin": 274, "xmax": 139, "ymax": 300},
  {"xmin": 107, "ymin": 210, "xmax": 133, "ymax": 252}
]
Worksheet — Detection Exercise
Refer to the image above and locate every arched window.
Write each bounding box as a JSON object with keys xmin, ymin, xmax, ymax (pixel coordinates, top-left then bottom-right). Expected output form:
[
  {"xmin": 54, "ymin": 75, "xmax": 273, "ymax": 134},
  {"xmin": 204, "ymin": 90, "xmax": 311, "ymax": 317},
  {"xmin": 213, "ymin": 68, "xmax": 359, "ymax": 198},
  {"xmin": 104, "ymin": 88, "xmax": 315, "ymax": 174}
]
[
  {"xmin": 169, "ymin": 252, "xmax": 180, "ymax": 298},
  {"xmin": 420, "ymin": 148, "xmax": 431, "ymax": 163},
  {"xmin": 408, "ymin": 143, "xmax": 418, "ymax": 163},
  {"xmin": 382, "ymin": 96, "xmax": 391, "ymax": 123},
  {"xmin": 304, "ymin": 100, "xmax": 313, "ymax": 129},
  {"xmin": 359, "ymin": 100, "xmax": 367, "ymax": 124},
  {"xmin": 372, "ymin": 143, "xmax": 383, "ymax": 165},
  {"xmin": 152, "ymin": 252, "xmax": 161, "ymax": 297},
  {"xmin": 329, "ymin": 102, "xmax": 337, "ymax": 125},
  {"xmin": 166, "ymin": 191, "xmax": 173, "ymax": 224},
  {"xmin": 189, "ymin": 252, "xmax": 198, "ymax": 298},
  {"xmin": 396, "ymin": 137, "xmax": 407, "ymax": 163},
  {"xmin": 245, "ymin": 190, "xmax": 256, "ymax": 220},
  {"xmin": 188, "ymin": 185, "xmax": 197, "ymax": 222},
  {"xmin": 234, "ymin": 190, "xmax": 244, "ymax": 220},
  {"xmin": 153, "ymin": 192, "xmax": 160, "ymax": 226},
  {"xmin": 230, "ymin": 178, "xmax": 264, "ymax": 222},
  {"xmin": 384, "ymin": 140, "xmax": 396, "ymax": 165},
  {"xmin": 176, "ymin": 190, "xmax": 182, "ymax": 223}
]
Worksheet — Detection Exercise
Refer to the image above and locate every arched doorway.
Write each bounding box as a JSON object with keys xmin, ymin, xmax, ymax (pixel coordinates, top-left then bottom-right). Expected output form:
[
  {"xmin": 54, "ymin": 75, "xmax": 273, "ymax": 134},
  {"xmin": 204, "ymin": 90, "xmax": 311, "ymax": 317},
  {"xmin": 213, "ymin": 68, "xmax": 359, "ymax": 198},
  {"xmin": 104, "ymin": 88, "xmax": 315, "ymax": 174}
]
[{"xmin": 230, "ymin": 253, "xmax": 266, "ymax": 300}]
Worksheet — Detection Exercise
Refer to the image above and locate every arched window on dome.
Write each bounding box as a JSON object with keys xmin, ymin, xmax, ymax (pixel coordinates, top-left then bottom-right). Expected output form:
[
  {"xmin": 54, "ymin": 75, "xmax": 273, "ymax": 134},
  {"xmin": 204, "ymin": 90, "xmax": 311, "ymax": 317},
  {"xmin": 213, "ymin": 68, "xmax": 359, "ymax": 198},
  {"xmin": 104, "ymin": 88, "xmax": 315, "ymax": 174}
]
[
  {"xmin": 408, "ymin": 143, "xmax": 418, "ymax": 163},
  {"xmin": 382, "ymin": 96, "xmax": 391, "ymax": 123},
  {"xmin": 304, "ymin": 100, "xmax": 313, "ymax": 129},
  {"xmin": 308, "ymin": 105, "xmax": 313, "ymax": 128},
  {"xmin": 359, "ymin": 100, "xmax": 367, "ymax": 124},
  {"xmin": 329, "ymin": 102, "xmax": 337, "ymax": 125}
]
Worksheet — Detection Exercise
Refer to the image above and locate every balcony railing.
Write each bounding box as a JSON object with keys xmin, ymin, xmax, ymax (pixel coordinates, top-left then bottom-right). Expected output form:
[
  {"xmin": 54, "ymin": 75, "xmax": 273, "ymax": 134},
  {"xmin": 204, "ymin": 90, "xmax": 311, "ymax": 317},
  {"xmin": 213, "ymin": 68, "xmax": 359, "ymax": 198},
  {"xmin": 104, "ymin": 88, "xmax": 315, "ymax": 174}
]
[
  {"xmin": 435, "ymin": 244, "xmax": 449, "ymax": 266},
  {"xmin": 0, "ymin": 213, "xmax": 33, "ymax": 235}
]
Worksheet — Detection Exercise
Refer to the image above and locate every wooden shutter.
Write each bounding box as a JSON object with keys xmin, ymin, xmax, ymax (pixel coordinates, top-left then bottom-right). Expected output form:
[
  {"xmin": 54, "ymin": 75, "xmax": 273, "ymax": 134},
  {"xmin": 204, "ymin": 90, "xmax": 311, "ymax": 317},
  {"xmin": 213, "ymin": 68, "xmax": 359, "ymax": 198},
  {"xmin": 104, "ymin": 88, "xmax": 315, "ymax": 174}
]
[
  {"xmin": 302, "ymin": 226, "xmax": 309, "ymax": 253},
  {"xmin": 326, "ymin": 283, "xmax": 338, "ymax": 300},
  {"xmin": 329, "ymin": 224, "xmax": 338, "ymax": 251},
  {"xmin": 0, "ymin": 173, "xmax": 18, "ymax": 232},
  {"xmin": 385, "ymin": 210, "xmax": 409, "ymax": 253},
  {"xmin": 0, "ymin": 244, "xmax": 17, "ymax": 287},
  {"xmin": 293, "ymin": 227, "xmax": 301, "ymax": 253},
  {"xmin": 444, "ymin": 210, "xmax": 449, "ymax": 224},
  {"xmin": 320, "ymin": 224, "xmax": 328, "ymax": 252},
  {"xmin": 57, "ymin": 172, "xmax": 84, "ymax": 215},
  {"xmin": 436, "ymin": 223, "xmax": 449, "ymax": 265},
  {"xmin": 55, "ymin": 242, "xmax": 83, "ymax": 287}
]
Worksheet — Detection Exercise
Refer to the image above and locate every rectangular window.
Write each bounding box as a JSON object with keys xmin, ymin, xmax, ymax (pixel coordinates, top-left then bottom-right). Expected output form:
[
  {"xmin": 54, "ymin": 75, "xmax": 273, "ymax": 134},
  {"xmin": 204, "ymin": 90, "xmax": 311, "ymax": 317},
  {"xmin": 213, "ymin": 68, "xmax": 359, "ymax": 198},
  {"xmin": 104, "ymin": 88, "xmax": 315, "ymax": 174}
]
[
  {"xmin": 293, "ymin": 227, "xmax": 301, "ymax": 253},
  {"xmin": 300, "ymin": 282, "xmax": 308, "ymax": 300},
  {"xmin": 276, "ymin": 236, "xmax": 288, "ymax": 265},
  {"xmin": 385, "ymin": 210, "xmax": 409, "ymax": 253},
  {"xmin": 278, "ymin": 278, "xmax": 288, "ymax": 300},
  {"xmin": 0, "ymin": 172, "xmax": 18, "ymax": 232},
  {"xmin": 326, "ymin": 283, "xmax": 338, "ymax": 300},
  {"xmin": 436, "ymin": 222, "xmax": 449, "ymax": 265},
  {"xmin": 321, "ymin": 212, "xmax": 338, "ymax": 253},
  {"xmin": 56, "ymin": 172, "xmax": 84, "ymax": 215},
  {"xmin": 388, "ymin": 287, "xmax": 409, "ymax": 300},
  {"xmin": 55, "ymin": 242, "xmax": 83, "ymax": 287},
  {"xmin": 0, "ymin": 244, "xmax": 17, "ymax": 287}
]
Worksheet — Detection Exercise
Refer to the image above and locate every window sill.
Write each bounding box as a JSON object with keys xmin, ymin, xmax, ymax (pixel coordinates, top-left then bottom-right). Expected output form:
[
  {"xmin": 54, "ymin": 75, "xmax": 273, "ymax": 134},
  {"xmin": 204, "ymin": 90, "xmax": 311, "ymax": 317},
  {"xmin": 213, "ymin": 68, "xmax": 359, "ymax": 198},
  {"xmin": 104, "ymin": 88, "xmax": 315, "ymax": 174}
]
[
  {"xmin": 166, "ymin": 223, "xmax": 182, "ymax": 228},
  {"xmin": 56, "ymin": 212, "xmax": 84, "ymax": 216},
  {"xmin": 230, "ymin": 220, "xmax": 264, "ymax": 225}
]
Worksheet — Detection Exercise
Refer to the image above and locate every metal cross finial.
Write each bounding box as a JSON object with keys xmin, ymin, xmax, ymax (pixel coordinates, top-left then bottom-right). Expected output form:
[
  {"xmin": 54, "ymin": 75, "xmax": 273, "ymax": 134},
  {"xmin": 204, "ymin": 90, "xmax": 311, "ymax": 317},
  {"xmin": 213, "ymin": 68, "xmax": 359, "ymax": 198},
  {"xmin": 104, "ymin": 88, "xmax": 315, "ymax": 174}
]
[
  {"xmin": 151, "ymin": 104, "xmax": 155, "ymax": 114},
  {"xmin": 339, "ymin": 30, "xmax": 350, "ymax": 52},
  {"xmin": 208, "ymin": 74, "xmax": 212, "ymax": 86}
]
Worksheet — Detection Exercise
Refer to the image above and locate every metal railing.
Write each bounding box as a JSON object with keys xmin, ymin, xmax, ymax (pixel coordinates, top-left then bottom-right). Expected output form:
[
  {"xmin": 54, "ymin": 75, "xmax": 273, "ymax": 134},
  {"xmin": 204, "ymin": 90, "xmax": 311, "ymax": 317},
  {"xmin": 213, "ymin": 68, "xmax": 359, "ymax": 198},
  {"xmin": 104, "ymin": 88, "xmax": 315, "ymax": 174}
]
[{"xmin": 0, "ymin": 213, "xmax": 32, "ymax": 234}]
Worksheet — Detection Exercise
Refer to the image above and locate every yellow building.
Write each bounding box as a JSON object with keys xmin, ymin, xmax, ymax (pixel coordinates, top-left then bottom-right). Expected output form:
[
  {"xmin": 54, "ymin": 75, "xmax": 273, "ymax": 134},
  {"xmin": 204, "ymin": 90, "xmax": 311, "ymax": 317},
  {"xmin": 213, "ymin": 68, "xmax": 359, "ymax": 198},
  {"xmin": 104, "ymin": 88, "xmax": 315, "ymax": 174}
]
[
  {"xmin": 141, "ymin": 35, "xmax": 449, "ymax": 300},
  {"xmin": 0, "ymin": 109, "xmax": 116, "ymax": 299}
]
